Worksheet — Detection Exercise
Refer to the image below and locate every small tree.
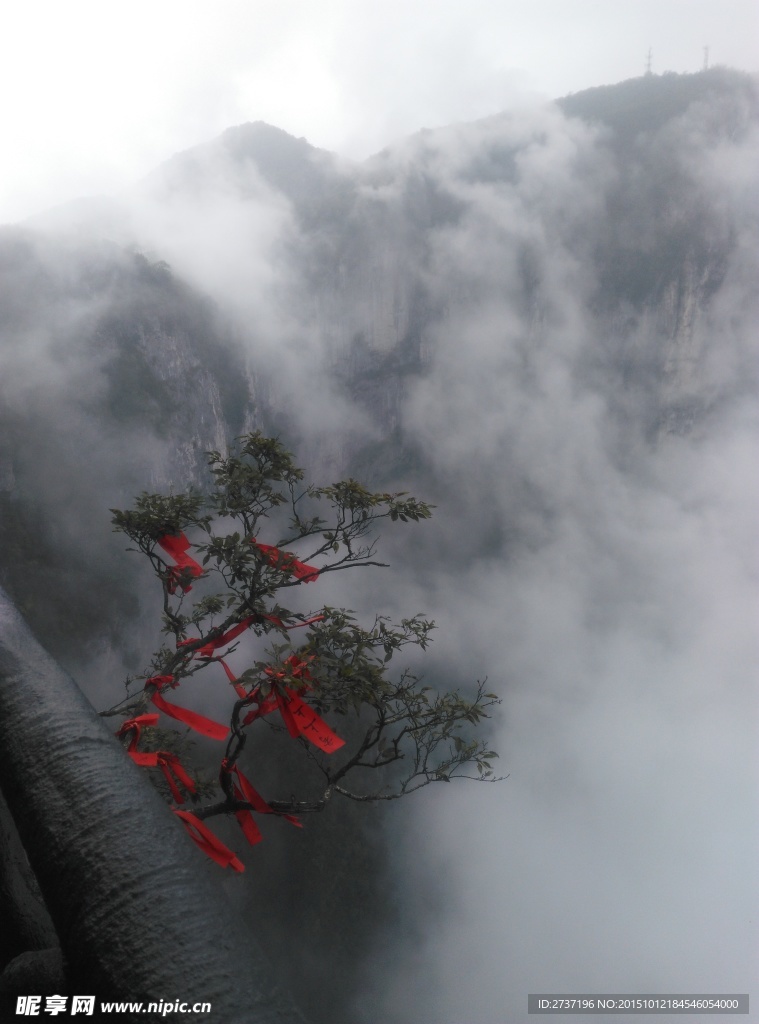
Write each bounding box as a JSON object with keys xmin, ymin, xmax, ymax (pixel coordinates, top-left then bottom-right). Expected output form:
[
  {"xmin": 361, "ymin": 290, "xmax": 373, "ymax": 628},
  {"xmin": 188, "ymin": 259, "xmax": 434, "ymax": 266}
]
[{"xmin": 103, "ymin": 433, "xmax": 501, "ymax": 870}]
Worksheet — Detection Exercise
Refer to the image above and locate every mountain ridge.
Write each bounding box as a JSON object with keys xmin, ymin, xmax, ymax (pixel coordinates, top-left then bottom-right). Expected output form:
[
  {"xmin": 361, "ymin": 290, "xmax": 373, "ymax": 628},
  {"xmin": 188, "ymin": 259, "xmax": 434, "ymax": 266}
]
[{"xmin": 19, "ymin": 66, "xmax": 756, "ymax": 238}]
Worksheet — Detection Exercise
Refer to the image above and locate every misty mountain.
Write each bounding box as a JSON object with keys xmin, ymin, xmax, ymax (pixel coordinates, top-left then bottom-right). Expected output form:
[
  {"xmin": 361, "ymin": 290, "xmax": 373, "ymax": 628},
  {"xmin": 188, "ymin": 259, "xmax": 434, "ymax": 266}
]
[
  {"xmin": 8, "ymin": 67, "xmax": 754, "ymax": 612},
  {"xmin": 1, "ymin": 67, "xmax": 757, "ymax": 1023}
]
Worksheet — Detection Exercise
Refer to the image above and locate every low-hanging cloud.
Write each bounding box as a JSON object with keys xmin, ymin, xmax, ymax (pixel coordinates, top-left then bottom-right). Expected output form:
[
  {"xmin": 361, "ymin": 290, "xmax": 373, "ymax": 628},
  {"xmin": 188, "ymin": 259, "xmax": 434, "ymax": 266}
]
[{"xmin": 330, "ymin": 78, "xmax": 758, "ymax": 1023}]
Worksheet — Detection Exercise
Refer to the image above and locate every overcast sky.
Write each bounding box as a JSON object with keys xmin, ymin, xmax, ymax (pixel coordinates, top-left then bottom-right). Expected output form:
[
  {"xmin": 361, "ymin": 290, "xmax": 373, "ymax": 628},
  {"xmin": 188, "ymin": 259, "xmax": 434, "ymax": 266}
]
[{"xmin": 0, "ymin": 0, "xmax": 757, "ymax": 224}]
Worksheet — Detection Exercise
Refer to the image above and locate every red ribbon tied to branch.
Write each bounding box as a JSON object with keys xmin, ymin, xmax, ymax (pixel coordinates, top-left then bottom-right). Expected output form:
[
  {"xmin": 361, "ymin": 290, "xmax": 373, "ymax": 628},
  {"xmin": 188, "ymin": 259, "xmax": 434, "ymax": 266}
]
[
  {"xmin": 145, "ymin": 676, "xmax": 229, "ymax": 741},
  {"xmin": 173, "ymin": 810, "xmax": 244, "ymax": 872},
  {"xmin": 157, "ymin": 532, "xmax": 204, "ymax": 594},
  {"xmin": 250, "ymin": 540, "xmax": 319, "ymax": 582},
  {"xmin": 221, "ymin": 759, "xmax": 302, "ymax": 845},
  {"xmin": 116, "ymin": 715, "xmax": 197, "ymax": 803},
  {"xmin": 116, "ymin": 713, "xmax": 160, "ymax": 750},
  {"xmin": 178, "ymin": 616, "xmax": 258, "ymax": 663},
  {"xmin": 242, "ymin": 654, "xmax": 310, "ymax": 726},
  {"xmin": 180, "ymin": 617, "xmax": 267, "ymax": 700},
  {"xmin": 242, "ymin": 655, "xmax": 345, "ymax": 754},
  {"xmin": 178, "ymin": 613, "xmax": 326, "ymax": 699},
  {"xmin": 155, "ymin": 753, "xmax": 197, "ymax": 803},
  {"xmin": 276, "ymin": 688, "xmax": 345, "ymax": 753},
  {"xmin": 138, "ymin": 535, "xmax": 341, "ymax": 867}
]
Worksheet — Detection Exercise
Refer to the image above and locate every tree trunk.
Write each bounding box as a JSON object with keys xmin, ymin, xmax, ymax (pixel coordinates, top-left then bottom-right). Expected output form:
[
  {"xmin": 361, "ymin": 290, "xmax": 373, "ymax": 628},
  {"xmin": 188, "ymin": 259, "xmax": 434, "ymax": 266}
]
[
  {"xmin": 0, "ymin": 585, "xmax": 308, "ymax": 1024},
  {"xmin": 0, "ymin": 786, "xmax": 59, "ymax": 972}
]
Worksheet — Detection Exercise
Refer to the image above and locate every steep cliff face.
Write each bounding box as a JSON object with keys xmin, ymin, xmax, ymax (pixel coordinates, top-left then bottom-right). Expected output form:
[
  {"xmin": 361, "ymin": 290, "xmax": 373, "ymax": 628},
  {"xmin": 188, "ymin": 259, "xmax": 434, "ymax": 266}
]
[
  {"xmin": 308, "ymin": 68, "xmax": 758, "ymax": 464},
  {"xmin": 0, "ymin": 232, "xmax": 260, "ymax": 657}
]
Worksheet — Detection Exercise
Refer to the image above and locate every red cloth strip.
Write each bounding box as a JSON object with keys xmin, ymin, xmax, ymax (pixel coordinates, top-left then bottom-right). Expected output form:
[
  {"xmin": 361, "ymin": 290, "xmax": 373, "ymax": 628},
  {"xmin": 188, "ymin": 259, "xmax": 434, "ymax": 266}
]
[
  {"xmin": 264, "ymin": 653, "xmax": 314, "ymax": 682},
  {"xmin": 157, "ymin": 533, "xmax": 204, "ymax": 593},
  {"xmin": 182, "ymin": 612, "xmax": 324, "ymax": 657},
  {"xmin": 116, "ymin": 713, "xmax": 160, "ymax": 752},
  {"xmin": 161, "ymin": 761, "xmax": 184, "ymax": 803},
  {"xmin": 241, "ymin": 655, "xmax": 343, "ymax": 753},
  {"xmin": 221, "ymin": 761, "xmax": 301, "ymax": 837},
  {"xmin": 242, "ymin": 654, "xmax": 314, "ymax": 726},
  {"xmin": 233, "ymin": 799, "xmax": 264, "ymax": 846},
  {"xmin": 182, "ymin": 616, "xmax": 258, "ymax": 658},
  {"xmin": 118, "ymin": 713, "xmax": 197, "ymax": 802},
  {"xmin": 223, "ymin": 761, "xmax": 271, "ymax": 814},
  {"xmin": 174, "ymin": 811, "xmax": 244, "ymax": 872},
  {"xmin": 180, "ymin": 614, "xmax": 322, "ymax": 702},
  {"xmin": 159, "ymin": 754, "xmax": 196, "ymax": 793},
  {"xmin": 118, "ymin": 713, "xmax": 161, "ymax": 732},
  {"xmin": 178, "ymin": 613, "xmax": 324, "ymax": 656},
  {"xmin": 129, "ymin": 750, "xmax": 160, "ymax": 767},
  {"xmin": 280, "ymin": 688, "xmax": 345, "ymax": 753},
  {"xmin": 217, "ymin": 658, "xmax": 248, "ymax": 699},
  {"xmin": 122, "ymin": 746, "xmax": 196, "ymax": 804},
  {"xmin": 262, "ymin": 612, "xmax": 325, "ymax": 630},
  {"xmin": 145, "ymin": 678, "xmax": 229, "ymax": 741},
  {"xmin": 274, "ymin": 688, "xmax": 301, "ymax": 739},
  {"xmin": 250, "ymin": 540, "xmax": 319, "ymax": 582},
  {"xmin": 242, "ymin": 686, "xmax": 280, "ymax": 727},
  {"xmin": 157, "ymin": 752, "xmax": 197, "ymax": 803},
  {"xmin": 222, "ymin": 763, "xmax": 264, "ymax": 845},
  {"xmin": 177, "ymin": 618, "xmax": 256, "ymax": 698}
]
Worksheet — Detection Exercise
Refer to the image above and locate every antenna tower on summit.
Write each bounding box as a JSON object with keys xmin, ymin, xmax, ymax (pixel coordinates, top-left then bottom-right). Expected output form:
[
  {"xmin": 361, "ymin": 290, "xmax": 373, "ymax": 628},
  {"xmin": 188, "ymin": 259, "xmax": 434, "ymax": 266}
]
[
  {"xmin": 645, "ymin": 48, "xmax": 653, "ymax": 76},
  {"xmin": 703, "ymin": 46, "xmax": 710, "ymax": 70}
]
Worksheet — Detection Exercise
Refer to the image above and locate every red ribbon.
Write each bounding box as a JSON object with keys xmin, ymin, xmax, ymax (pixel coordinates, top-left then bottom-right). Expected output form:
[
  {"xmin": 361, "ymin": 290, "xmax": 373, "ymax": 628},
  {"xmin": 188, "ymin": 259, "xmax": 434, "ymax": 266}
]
[
  {"xmin": 277, "ymin": 688, "xmax": 345, "ymax": 753},
  {"xmin": 116, "ymin": 715, "xmax": 197, "ymax": 803},
  {"xmin": 217, "ymin": 658, "xmax": 248, "ymax": 699},
  {"xmin": 242, "ymin": 687, "xmax": 280, "ymax": 726},
  {"xmin": 145, "ymin": 677, "xmax": 229, "ymax": 741},
  {"xmin": 242, "ymin": 655, "xmax": 344, "ymax": 753},
  {"xmin": 250, "ymin": 540, "xmax": 319, "ymax": 582},
  {"xmin": 157, "ymin": 533, "xmax": 204, "ymax": 594},
  {"xmin": 132, "ymin": 751, "xmax": 197, "ymax": 803},
  {"xmin": 156, "ymin": 752, "xmax": 197, "ymax": 803},
  {"xmin": 117, "ymin": 714, "xmax": 162, "ymax": 767},
  {"xmin": 262, "ymin": 612, "xmax": 325, "ymax": 631},
  {"xmin": 116, "ymin": 713, "xmax": 160, "ymax": 750},
  {"xmin": 181, "ymin": 613, "xmax": 325, "ymax": 657},
  {"xmin": 173, "ymin": 810, "xmax": 244, "ymax": 872},
  {"xmin": 178, "ymin": 615, "xmax": 325, "ymax": 699},
  {"xmin": 138, "ymin": 536, "xmax": 340, "ymax": 867},
  {"xmin": 180, "ymin": 616, "xmax": 264, "ymax": 700},
  {"xmin": 242, "ymin": 654, "xmax": 313, "ymax": 725},
  {"xmin": 178, "ymin": 616, "xmax": 258, "ymax": 660},
  {"xmin": 221, "ymin": 760, "xmax": 302, "ymax": 846}
]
